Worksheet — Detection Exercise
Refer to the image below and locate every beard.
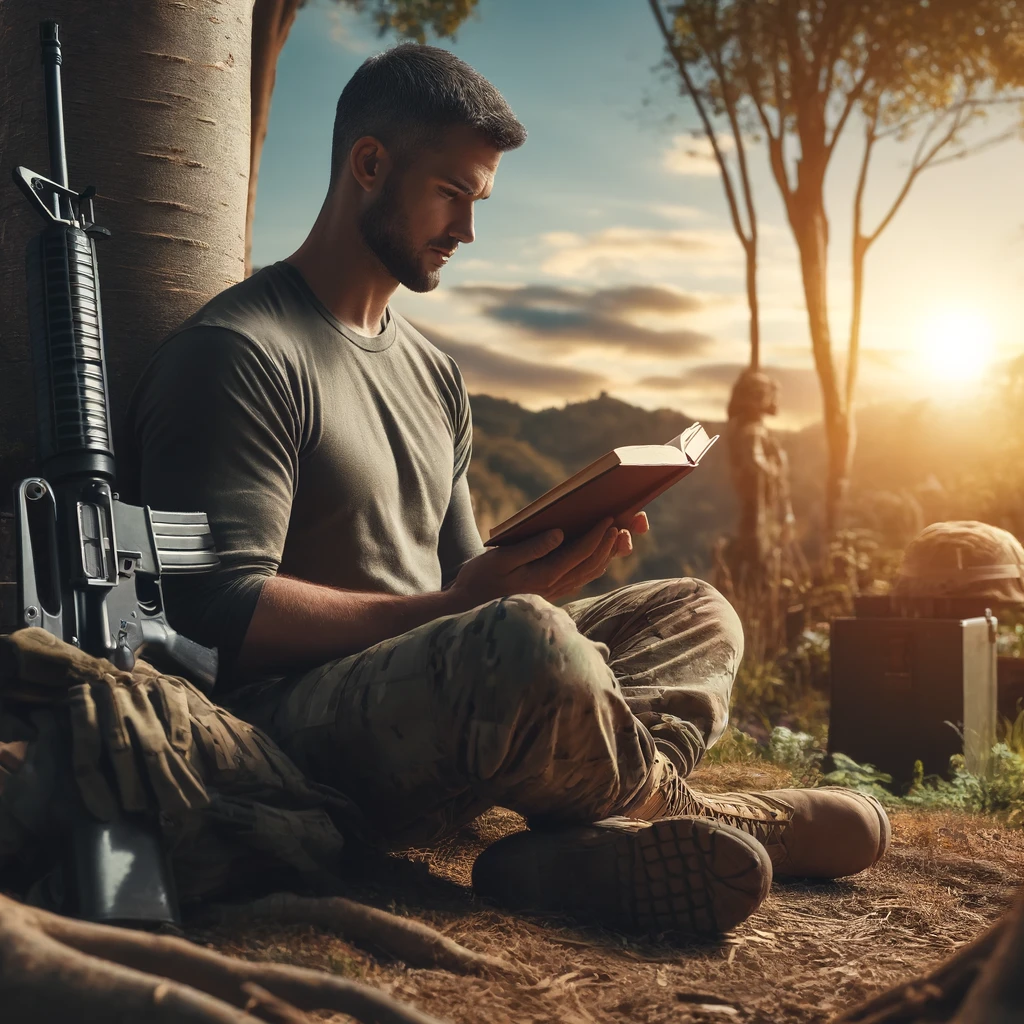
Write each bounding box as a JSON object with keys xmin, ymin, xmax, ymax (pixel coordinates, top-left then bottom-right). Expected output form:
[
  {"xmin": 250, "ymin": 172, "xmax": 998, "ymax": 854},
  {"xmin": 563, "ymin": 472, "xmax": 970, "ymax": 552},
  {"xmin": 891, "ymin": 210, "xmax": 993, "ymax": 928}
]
[{"xmin": 359, "ymin": 174, "xmax": 447, "ymax": 294}]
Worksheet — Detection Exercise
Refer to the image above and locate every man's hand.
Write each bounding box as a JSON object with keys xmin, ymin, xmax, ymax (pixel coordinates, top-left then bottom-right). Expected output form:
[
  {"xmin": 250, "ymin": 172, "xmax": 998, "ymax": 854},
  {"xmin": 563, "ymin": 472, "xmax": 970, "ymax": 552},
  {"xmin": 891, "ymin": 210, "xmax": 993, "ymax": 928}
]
[{"xmin": 451, "ymin": 511, "xmax": 650, "ymax": 606}]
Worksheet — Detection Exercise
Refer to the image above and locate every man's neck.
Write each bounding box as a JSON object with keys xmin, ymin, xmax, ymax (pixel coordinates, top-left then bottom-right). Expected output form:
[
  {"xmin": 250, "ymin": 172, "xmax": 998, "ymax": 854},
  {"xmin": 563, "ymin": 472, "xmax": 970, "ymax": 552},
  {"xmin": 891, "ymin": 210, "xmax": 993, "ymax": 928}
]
[{"xmin": 286, "ymin": 201, "xmax": 398, "ymax": 336}]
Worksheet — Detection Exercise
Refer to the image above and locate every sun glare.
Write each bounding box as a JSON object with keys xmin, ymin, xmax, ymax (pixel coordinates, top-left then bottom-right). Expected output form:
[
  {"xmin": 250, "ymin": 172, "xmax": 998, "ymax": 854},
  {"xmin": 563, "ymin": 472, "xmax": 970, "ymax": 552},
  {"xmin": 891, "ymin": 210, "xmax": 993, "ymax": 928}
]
[{"xmin": 915, "ymin": 309, "xmax": 995, "ymax": 384}]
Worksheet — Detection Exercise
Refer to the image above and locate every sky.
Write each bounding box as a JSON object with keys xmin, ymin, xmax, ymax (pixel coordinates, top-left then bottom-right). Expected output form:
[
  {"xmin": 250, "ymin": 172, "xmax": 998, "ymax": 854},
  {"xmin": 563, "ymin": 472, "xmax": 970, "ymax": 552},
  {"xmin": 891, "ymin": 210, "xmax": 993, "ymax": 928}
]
[{"xmin": 253, "ymin": 0, "xmax": 1024, "ymax": 427}]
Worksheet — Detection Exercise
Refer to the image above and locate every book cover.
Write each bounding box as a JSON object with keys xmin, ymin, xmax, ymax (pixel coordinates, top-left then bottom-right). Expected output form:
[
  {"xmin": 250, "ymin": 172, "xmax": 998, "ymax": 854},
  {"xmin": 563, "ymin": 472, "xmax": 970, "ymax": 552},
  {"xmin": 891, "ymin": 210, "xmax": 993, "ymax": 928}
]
[{"xmin": 486, "ymin": 423, "xmax": 718, "ymax": 546}]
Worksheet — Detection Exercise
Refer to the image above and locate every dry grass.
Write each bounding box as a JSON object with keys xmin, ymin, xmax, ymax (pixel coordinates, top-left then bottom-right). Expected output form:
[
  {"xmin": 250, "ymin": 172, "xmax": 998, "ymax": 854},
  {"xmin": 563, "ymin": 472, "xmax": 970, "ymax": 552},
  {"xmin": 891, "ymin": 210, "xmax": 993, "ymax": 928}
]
[{"xmin": 190, "ymin": 761, "xmax": 1024, "ymax": 1024}]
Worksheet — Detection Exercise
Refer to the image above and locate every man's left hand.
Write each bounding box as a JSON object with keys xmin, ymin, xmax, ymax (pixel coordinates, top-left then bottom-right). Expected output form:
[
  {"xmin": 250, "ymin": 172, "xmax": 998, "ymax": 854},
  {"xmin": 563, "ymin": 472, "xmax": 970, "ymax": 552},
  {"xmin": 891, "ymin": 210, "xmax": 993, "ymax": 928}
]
[
  {"xmin": 545, "ymin": 511, "xmax": 649, "ymax": 600},
  {"xmin": 611, "ymin": 511, "xmax": 649, "ymax": 559}
]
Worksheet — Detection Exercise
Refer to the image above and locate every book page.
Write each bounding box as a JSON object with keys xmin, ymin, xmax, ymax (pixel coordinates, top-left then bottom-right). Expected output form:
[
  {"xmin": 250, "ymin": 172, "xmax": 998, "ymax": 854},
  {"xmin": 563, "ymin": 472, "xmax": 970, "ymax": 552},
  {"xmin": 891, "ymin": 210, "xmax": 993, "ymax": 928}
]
[{"xmin": 665, "ymin": 423, "xmax": 718, "ymax": 464}]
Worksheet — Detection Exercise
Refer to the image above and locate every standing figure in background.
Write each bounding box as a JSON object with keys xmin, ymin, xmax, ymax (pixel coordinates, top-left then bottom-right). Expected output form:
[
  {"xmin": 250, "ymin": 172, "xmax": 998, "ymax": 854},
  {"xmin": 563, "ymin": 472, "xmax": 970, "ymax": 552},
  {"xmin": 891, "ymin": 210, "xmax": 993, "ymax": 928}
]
[{"xmin": 724, "ymin": 369, "xmax": 796, "ymax": 591}]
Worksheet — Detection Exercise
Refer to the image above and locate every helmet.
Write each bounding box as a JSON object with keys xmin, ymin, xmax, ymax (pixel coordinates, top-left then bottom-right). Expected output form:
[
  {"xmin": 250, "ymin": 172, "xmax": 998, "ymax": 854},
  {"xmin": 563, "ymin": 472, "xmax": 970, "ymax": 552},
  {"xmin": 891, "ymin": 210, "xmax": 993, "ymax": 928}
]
[{"xmin": 891, "ymin": 520, "xmax": 1024, "ymax": 605}]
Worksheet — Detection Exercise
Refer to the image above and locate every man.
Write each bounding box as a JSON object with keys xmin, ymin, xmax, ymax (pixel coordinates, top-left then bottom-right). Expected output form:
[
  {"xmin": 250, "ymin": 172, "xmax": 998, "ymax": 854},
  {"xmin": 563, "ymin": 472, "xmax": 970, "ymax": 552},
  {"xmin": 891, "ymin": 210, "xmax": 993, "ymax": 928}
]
[{"xmin": 126, "ymin": 44, "xmax": 889, "ymax": 936}]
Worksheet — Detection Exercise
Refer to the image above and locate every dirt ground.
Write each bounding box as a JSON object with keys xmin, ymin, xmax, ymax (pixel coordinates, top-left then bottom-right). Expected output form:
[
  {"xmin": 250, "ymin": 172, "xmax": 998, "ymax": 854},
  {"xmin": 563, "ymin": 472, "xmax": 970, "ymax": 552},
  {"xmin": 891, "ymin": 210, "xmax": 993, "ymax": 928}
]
[{"xmin": 194, "ymin": 767, "xmax": 1024, "ymax": 1024}]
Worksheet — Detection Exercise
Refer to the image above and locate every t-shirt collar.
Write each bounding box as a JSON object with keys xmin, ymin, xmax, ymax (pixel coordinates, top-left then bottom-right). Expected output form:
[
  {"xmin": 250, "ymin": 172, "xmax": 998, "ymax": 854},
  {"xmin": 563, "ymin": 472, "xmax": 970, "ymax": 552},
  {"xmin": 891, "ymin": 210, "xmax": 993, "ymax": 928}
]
[{"xmin": 276, "ymin": 261, "xmax": 397, "ymax": 352}]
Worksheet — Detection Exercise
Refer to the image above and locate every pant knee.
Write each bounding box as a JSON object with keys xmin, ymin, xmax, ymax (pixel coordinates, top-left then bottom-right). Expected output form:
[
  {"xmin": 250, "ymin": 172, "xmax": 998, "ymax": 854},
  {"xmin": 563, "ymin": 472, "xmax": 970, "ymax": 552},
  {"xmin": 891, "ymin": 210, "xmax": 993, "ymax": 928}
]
[
  {"xmin": 646, "ymin": 577, "xmax": 745, "ymax": 665},
  {"xmin": 482, "ymin": 594, "xmax": 617, "ymax": 711},
  {"xmin": 464, "ymin": 593, "xmax": 622, "ymax": 782},
  {"xmin": 692, "ymin": 578, "xmax": 745, "ymax": 664}
]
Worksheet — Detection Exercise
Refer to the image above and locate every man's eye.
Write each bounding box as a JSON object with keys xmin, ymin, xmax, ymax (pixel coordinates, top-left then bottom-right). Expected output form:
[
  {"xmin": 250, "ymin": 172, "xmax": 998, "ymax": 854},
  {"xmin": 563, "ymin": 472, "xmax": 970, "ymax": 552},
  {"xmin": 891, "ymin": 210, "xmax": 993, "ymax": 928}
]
[{"xmin": 439, "ymin": 188, "xmax": 459, "ymax": 200}]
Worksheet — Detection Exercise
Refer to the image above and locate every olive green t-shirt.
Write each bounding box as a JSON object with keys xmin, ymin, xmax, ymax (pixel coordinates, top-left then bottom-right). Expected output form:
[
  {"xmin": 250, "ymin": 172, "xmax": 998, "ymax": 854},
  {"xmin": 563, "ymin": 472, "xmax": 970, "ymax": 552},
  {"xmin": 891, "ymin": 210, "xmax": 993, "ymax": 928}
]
[{"xmin": 123, "ymin": 261, "xmax": 483, "ymax": 686}]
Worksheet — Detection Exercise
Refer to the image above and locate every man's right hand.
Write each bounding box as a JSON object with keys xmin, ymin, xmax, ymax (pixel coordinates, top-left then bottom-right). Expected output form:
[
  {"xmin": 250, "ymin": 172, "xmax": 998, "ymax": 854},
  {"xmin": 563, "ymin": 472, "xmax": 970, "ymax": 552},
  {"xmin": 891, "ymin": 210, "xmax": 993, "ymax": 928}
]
[{"xmin": 450, "ymin": 517, "xmax": 623, "ymax": 606}]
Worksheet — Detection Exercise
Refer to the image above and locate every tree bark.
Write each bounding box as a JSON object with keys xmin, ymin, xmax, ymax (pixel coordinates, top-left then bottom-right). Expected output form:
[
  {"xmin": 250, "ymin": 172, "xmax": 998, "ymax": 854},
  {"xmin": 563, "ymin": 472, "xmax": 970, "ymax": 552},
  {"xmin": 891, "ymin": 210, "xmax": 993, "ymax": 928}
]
[
  {"xmin": 744, "ymin": 238, "xmax": 760, "ymax": 370},
  {"xmin": 248, "ymin": 0, "xmax": 302, "ymax": 277},
  {"xmin": 0, "ymin": 0, "xmax": 252, "ymax": 498},
  {"xmin": 789, "ymin": 185, "xmax": 853, "ymax": 535}
]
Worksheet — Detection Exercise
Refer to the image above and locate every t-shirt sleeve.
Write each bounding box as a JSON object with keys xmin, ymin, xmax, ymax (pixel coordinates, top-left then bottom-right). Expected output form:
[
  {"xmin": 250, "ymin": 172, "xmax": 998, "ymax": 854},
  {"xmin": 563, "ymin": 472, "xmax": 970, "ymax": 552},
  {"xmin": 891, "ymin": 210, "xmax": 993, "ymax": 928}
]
[
  {"xmin": 438, "ymin": 362, "xmax": 484, "ymax": 585},
  {"xmin": 450, "ymin": 357, "xmax": 474, "ymax": 484},
  {"xmin": 127, "ymin": 326, "xmax": 298, "ymax": 682}
]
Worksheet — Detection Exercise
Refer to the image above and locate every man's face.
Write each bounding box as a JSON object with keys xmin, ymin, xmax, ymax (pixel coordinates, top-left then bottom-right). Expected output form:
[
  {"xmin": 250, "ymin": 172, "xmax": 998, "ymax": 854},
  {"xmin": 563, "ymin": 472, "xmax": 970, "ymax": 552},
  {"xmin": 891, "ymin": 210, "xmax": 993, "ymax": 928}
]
[{"xmin": 358, "ymin": 124, "xmax": 501, "ymax": 293}]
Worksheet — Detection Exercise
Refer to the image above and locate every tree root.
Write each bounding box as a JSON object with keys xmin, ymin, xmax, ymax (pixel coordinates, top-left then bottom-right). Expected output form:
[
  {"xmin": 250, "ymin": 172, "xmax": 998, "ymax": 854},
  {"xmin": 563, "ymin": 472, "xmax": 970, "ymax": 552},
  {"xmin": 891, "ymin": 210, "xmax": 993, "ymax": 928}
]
[
  {"xmin": 209, "ymin": 892, "xmax": 532, "ymax": 983},
  {"xmin": 830, "ymin": 889, "xmax": 1023, "ymax": 1024},
  {"xmin": 953, "ymin": 888, "xmax": 1024, "ymax": 1024},
  {"xmin": 0, "ymin": 892, "xmax": 448, "ymax": 1024}
]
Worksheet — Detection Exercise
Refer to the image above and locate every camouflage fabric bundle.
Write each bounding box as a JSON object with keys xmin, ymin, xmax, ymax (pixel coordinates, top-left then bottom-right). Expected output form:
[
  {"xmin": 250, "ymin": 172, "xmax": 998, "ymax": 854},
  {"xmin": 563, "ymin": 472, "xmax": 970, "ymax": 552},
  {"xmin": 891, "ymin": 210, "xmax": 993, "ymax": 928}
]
[
  {"xmin": 891, "ymin": 520, "xmax": 1024, "ymax": 606},
  {"xmin": 0, "ymin": 628, "xmax": 364, "ymax": 902}
]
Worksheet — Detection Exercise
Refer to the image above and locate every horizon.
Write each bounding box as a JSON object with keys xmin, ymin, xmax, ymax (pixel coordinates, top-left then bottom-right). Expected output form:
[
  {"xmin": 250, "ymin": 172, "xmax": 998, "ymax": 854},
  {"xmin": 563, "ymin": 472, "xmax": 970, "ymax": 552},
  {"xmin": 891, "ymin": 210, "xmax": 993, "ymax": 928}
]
[{"xmin": 254, "ymin": 0, "xmax": 1024, "ymax": 430}]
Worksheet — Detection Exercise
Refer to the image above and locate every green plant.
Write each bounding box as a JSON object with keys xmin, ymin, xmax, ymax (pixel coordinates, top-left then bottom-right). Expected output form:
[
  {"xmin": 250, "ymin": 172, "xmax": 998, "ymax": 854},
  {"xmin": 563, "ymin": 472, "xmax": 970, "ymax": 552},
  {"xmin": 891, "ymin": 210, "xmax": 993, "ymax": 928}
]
[
  {"xmin": 767, "ymin": 726, "xmax": 823, "ymax": 780},
  {"xmin": 998, "ymin": 707, "xmax": 1024, "ymax": 755},
  {"xmin": 710, "ymin": 723, "xmax": 1024, "ymax": 825},
  {"xmin": 898, "ymin": 746, "xmax": 1024, "ymax": 825},
  {"xmin": 819, "ymin": 753, "xmax": 896, "ymax": 804},
  {"xmin": 705, "ymin": 725, "xmax": 763, "ymax": 765}
]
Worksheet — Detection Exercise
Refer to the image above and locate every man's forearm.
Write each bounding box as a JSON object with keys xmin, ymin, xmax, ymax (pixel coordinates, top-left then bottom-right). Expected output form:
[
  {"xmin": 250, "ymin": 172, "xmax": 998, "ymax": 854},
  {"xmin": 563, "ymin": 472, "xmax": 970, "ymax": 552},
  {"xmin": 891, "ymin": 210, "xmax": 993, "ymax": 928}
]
[{"xmin": 235, "ymin": 574, "xmax": 470, "ymax": 675}]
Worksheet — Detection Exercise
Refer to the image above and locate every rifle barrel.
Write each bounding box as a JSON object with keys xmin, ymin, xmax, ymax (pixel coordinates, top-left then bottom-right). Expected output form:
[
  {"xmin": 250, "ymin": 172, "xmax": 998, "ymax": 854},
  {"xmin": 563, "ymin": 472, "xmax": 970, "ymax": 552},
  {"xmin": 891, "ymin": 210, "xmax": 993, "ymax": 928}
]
[{"xmin": 39, "ymin": 21, "xmax": 70, "ymax": 219}]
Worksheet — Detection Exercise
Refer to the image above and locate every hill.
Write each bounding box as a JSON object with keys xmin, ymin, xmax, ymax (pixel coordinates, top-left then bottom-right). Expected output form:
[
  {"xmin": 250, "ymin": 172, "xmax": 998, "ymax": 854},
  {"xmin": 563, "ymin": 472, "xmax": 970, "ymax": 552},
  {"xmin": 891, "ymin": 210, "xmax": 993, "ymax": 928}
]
[
  {"xmin": 466, "ymin": 390, "xmax": 1024, "ymax": 585},
  {"xmin": 467, "ymin": 392, "xmax": 732, "ymax": 584}
]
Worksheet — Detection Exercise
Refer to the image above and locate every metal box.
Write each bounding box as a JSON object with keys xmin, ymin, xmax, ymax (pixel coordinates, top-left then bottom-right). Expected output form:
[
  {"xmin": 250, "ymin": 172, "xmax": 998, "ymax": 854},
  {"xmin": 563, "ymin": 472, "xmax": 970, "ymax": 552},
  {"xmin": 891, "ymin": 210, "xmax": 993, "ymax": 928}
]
[{"xmin": 829, "ymin": 615, "xmax": 997, "ymax": 789}]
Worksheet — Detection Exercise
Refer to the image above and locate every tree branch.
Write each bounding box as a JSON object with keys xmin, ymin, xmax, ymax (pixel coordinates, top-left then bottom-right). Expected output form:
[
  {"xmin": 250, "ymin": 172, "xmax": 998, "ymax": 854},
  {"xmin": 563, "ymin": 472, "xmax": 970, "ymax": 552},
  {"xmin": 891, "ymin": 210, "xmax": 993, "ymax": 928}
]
[
  {"xmin": 769, "ymin": 34, "xmax": 793, "ymax": 195},
  {"xmin": 925, "ymin": 125, "xmax": 1021, "ymax": 169},
  {"xmin": 648, "ymin": 0, "xmax": 753, "ymax": 244},
  {"xmin": 698, "ymin": 19, "xmax": 759, "ymax": 248},
  {"xmin": 811, "ymin": 0, "xmax": 844, "ymax": 95},
  {"xmin": 734, "ymin": 8, "xmax": 793, "ymax": 201},
  {"xmin": 825, "ymin": 68, "xmax": 873, "ymax": 158},
  {"xmin": 778, "ymin": 0, "xmax": 808, "ymax": 103},
  {"xmin": 875, "ymin": 94, "xmax": 1024, "ymax": 141},
  {"xmin": 866, "ymin": 98, "xmax": 973, "ymax": 245},
  {"xmin": 845, "ymin": 107, "xmax": 879, "ymax": 411},
  {"xmin": 697, "ymin": 6, "xmax": 762, "ymax": 368}
]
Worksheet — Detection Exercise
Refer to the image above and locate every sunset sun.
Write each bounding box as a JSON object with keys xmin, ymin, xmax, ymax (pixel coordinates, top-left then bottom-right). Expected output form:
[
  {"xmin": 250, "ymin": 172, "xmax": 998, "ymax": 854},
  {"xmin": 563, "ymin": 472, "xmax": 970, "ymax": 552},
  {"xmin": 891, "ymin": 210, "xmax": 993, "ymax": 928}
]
[{"xmin": 916, "ymin": 309, "xmax": 996, "ymax": 384}]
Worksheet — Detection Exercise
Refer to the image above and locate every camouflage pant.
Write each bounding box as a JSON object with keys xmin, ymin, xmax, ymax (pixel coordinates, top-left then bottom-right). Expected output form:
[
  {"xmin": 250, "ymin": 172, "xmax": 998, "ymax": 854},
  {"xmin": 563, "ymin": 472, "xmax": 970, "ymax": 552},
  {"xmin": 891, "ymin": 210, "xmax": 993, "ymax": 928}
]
[{"xmin": 230, "ymin": 578, "xmax": 743, "ymax": 847}]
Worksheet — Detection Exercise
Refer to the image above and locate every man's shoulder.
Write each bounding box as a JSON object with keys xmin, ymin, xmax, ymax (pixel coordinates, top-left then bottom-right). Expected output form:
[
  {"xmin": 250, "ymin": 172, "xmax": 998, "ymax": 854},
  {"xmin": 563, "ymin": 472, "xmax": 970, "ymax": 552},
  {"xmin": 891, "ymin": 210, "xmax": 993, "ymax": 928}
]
[
  {"xmin": 169, "ymin": 264, "xmax": 303, "ymax": 362},
  {"xmin": 392, "ymin": 313, "xmax": 463, "ymax": 383},
  {"xmin": 390, "ymin": 314, "xmax": 472, "ymax": 434}
]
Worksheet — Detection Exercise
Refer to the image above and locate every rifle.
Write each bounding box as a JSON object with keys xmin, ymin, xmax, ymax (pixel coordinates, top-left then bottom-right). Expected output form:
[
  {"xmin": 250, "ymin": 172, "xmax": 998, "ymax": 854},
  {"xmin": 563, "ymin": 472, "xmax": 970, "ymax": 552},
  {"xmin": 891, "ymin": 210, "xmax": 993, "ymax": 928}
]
[{"xmin": 11, "ymin": 21, "xmax": 220, "ymax": 928}]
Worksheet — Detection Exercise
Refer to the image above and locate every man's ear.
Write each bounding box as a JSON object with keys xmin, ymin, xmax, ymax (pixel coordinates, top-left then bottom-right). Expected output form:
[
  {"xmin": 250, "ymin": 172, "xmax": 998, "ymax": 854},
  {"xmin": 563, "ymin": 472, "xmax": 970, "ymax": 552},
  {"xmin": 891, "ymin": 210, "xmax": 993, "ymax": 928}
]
[{"xmin": 348, "ymin": 136, "xmax": 392, "ymax": 194}]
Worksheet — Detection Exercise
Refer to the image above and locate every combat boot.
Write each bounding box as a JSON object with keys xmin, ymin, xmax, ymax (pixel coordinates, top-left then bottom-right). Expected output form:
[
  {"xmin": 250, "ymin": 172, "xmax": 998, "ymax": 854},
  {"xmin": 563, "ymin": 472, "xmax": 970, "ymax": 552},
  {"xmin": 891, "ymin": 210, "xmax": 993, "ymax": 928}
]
[
  {"xmin": 472, "ymin": 814, "xmax": 772, "ymax": 936},
  {"xmin": 623, "ymin": 751, "xmax": 891, "ymax": 879}
]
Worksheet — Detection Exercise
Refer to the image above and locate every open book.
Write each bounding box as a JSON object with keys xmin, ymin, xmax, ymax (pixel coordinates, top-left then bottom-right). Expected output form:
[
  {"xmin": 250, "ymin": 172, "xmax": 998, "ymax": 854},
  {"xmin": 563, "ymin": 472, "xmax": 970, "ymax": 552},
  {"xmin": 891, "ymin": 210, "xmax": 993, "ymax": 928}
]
[{"xmin": 485, "ymin": 422, "xmax": 718, "ymax": 547}]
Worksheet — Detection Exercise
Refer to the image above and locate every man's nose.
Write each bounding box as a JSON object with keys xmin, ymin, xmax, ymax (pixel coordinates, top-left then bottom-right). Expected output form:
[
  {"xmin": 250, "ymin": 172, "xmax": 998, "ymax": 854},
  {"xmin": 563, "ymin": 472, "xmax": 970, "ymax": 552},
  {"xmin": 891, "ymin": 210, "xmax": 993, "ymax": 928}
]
[{"xmin": 450, "ymin": 203, "xmax": 475, "ymax": 245}]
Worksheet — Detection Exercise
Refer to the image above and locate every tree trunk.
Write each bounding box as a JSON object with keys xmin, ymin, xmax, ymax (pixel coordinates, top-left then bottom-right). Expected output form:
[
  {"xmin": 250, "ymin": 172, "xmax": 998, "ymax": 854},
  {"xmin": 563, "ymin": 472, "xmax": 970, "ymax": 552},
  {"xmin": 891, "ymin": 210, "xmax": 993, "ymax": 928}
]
[
  {"xmin": 0, "ymin": 0, "xmax": 252, "ymax": 498},
  {"xmin": 744, "ymin": 237, "xmax": 760, "ymax": 370},
  {"xmin": 248, "ymin": 0, "xmax": 302, "ymax": 277},
  {"xmin": 846, "ymin": 233, "xmax": 868, "ymax": 411},
  {"xmin": 790, "ymin": 190, "xmax": 853, "ymax": 535}
]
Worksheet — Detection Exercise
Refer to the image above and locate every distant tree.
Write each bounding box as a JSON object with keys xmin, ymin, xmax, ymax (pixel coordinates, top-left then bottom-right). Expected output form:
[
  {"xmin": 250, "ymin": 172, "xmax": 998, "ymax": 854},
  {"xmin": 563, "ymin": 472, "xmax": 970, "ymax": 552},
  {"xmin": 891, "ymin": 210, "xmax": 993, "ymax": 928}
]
[
  {"xmin": 249, "ymin": 0, "xmax": 478, "ymax": 274},
  {"xmin": 649, "ymin": 0, "xmax": 1024, "ymax": 533},
  {"xmin": 651, "ymin": 5, "xmax": 763, "ymax": 371}
]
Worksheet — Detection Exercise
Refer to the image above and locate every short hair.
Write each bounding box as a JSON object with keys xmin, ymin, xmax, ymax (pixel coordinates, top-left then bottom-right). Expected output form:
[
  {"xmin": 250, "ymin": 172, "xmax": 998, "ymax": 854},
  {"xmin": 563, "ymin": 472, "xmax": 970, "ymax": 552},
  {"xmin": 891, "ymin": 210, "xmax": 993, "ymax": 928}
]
[{"xmin": 329, "ymin": 44, "xmax": 527, "ymax": 184}]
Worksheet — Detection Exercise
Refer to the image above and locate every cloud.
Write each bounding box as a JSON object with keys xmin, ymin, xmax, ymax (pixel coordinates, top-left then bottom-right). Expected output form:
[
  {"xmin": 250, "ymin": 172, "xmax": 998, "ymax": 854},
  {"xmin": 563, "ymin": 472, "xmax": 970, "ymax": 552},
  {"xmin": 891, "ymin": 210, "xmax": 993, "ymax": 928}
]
[
  {"xmin": 637, "ymin": 363, "xmax": 823, "ymax": 421},
  {"xmin": 650, "ymin": 203, "xmax": 708, "ymax": 222},
  {"xmin": 454, "ymin": 283, "xmax": 715, "ymax": 357},
  {"xmin": 411, "ymin": 322, "xmax": 607, "ymax": 400},
  {"xmin": 662, "ymin": 134, "xmax": 734, "ymax": 176},
  {"xmin": 539, "ymin": 225, "xmax": 740, "ymax": 279}
]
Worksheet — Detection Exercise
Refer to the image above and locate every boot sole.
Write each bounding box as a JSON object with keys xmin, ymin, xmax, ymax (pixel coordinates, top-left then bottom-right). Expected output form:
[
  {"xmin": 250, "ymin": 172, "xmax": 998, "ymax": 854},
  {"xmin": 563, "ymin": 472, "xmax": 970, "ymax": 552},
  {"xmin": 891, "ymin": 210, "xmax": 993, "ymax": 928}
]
[{"xmin": 472, "ymin": 815, "xmax": 772, "ymax": 936}]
